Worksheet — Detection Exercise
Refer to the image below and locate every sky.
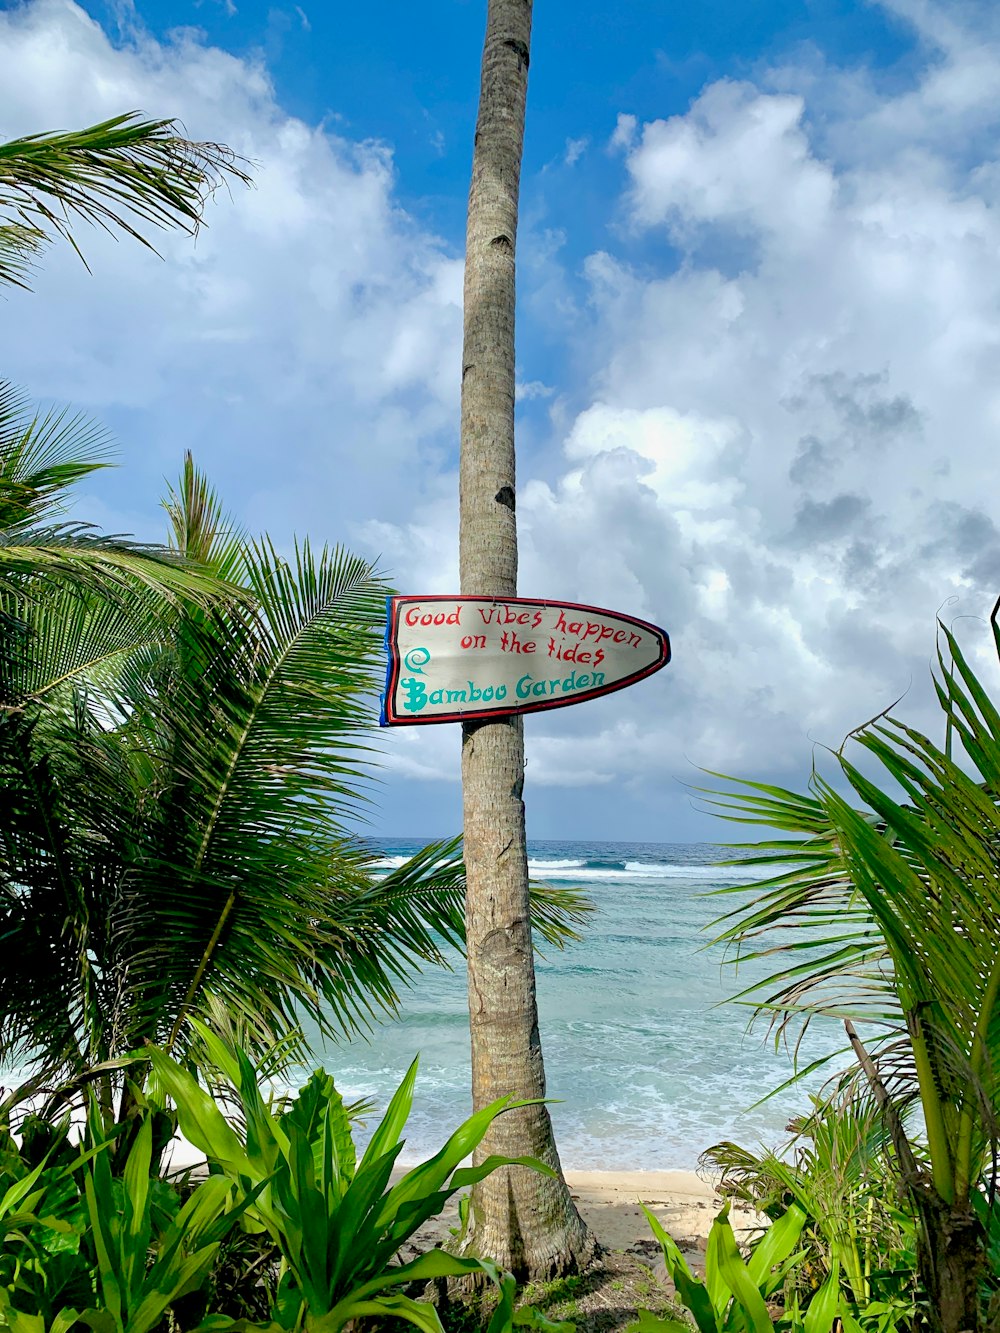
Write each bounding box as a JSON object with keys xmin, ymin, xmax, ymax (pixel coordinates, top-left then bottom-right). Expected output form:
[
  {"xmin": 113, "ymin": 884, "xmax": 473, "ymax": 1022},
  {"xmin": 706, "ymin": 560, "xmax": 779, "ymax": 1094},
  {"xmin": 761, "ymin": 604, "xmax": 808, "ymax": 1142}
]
[{"xmin": 1, "ymin": 0, "xmax": 999, "ymax": 841}]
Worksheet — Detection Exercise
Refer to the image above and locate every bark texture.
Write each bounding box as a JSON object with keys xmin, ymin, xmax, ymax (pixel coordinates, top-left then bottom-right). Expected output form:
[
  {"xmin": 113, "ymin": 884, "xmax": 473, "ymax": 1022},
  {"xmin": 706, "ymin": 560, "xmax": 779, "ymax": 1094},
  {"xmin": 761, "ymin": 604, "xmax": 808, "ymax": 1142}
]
[
  {"xmin": 918, "ymin": 1201, "xmax": 986, "ymax": 1333},
  {"xmin": 458, "ymin": 0, "xmax": 597, "ymax": 1280}
]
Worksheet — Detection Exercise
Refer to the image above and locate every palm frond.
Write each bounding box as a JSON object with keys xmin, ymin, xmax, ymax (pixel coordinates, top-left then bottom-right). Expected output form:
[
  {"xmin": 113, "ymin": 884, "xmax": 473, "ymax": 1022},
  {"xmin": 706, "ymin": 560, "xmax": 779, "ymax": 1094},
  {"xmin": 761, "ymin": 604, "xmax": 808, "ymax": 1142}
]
[
  {"xmin": 0, "ymin": 381, "xmax": 113, "ymax": 529},
  {"xmin": 164, "ymin": 450, "xmax": 247, "ymax": 579},
  {"xmin": 701, "ymin": 618, "xmax": 1000, "ymax": 1205},
  {"xmin": 0, "ymin": 579, "xmax": 172, "ymax": 709},
  {"xmin": 0, "ymin": 221, "xmax": 45, "ymax": 290},
  {"xmin": 0, "ymin": 112, "xmax": 252, "ymax": 287},
  {"xmin": 117, "ymin": 537, "xmax": 390, "ymax": 1056}
]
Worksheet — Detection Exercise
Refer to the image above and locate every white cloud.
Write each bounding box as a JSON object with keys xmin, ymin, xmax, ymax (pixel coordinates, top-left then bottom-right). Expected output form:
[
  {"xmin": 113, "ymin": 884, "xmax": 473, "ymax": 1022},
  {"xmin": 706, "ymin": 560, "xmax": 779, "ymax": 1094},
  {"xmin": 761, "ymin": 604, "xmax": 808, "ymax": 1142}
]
[
  {"xmin": 0, "ymin": 0, "xmax": 462, "ymax": 550},
  {"xmin": 5, "ymin": 0, "xmax": 1000, "ymax": 833},
  {"xmin": 624, "ymin": 82, "xmax": 836, "ymax": 244},
  {"xmin": 371, "ymin": 0, "xmax": 1000, "ymax": 818},
  {"xmin": 564, "ymin": 136, "xmax": 588, "ymax": 167},
  {"xmin": 609, "ymin": 113, "xmax": 637, "ymax": 153}
]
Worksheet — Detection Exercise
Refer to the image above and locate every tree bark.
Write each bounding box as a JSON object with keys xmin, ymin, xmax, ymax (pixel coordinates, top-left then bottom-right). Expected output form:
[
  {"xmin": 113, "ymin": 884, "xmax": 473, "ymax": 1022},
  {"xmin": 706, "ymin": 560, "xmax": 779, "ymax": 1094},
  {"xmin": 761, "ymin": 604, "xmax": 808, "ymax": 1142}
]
[
  {"xmin": 914, "ymin": 1201, "xmax": 984, "ymax": 1333},
  {"xmin": 458, "ymin": 0, "xmax": 597, "ymax": 1280}
]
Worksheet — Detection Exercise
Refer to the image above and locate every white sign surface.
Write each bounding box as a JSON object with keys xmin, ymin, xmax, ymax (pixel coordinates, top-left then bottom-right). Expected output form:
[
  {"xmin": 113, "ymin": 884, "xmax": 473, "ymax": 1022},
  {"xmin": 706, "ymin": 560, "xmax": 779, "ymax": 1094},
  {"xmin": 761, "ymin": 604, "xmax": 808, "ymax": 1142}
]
[{"xmin": 381, "ymin": 596, "xmax": 670, "ymax": 726}]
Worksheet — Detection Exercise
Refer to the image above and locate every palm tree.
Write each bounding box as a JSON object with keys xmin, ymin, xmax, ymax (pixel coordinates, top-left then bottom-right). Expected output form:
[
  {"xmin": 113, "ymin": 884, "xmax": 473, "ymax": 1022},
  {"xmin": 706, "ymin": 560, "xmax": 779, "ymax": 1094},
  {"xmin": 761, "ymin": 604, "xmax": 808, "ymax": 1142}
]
[
  {"xmin": 458, "ymin": 0, "xmax": 596, "ymax": 1277},
  {"xmin": 701, "ymin": 616, "xmax": 1000, "ymax": 1333},
  {"xmin": 0, "ymin": 380, "xmax": 225, "ymax": 607},
  {"xmin": 0, "ymin": 112, "xmax": 250, "ymax": 289},
  {"xmin": 1, "ymin": 441, "xmax": 590, "ymax": 1123}
]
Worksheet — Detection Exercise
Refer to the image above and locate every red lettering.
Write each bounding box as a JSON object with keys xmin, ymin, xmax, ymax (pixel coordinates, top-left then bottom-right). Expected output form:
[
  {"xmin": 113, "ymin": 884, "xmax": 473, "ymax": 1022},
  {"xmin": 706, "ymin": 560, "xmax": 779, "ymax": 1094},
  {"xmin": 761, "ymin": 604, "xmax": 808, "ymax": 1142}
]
[{"xmin": 500, "ymin": 630, "xmax": 537, "ymax": 654}]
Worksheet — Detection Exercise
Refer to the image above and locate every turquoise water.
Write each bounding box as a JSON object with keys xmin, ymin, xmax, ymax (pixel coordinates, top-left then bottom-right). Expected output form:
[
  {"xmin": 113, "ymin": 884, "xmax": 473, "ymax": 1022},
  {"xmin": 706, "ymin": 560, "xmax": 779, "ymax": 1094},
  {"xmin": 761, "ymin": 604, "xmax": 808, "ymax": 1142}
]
[{"xmin": 300, "ymin": 839, "xmax": 840, "ymax": 1170}]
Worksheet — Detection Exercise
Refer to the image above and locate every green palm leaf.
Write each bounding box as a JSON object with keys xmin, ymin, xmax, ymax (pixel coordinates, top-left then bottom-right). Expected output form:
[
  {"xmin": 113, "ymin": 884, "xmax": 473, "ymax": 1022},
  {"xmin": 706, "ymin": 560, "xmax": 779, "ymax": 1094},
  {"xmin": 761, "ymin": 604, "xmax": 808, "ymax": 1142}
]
[
  {"xmin": 0, "ymin": 112, "xmax": 251, "ymax": 289},
  {"xmin": 701, "ymin": 622, "xmax": 1000, "ymax": 1213}
]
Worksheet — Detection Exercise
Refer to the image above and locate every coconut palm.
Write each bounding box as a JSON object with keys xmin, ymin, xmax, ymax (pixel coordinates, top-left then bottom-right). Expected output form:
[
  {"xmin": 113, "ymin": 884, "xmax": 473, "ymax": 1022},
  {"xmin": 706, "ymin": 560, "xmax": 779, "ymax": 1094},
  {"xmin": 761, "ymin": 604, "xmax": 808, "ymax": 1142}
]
[
  {"xmin": 0, "ymin": 445, "xmax": 590, "ymax": 1119},
  {"xmin": 0, "ymin": 380, "xmax": 226, "ymax": 613},
  {"xmin": 458, "ymin": 0, "xmax": 596, "ymax": 1277},
  {"xmin": 701, "ymin": 617, "xmax": 1000, "ymax": 1333},
  {"xmin": 0, "ymin": 112, "xmax": 250, "ymax": 289}
]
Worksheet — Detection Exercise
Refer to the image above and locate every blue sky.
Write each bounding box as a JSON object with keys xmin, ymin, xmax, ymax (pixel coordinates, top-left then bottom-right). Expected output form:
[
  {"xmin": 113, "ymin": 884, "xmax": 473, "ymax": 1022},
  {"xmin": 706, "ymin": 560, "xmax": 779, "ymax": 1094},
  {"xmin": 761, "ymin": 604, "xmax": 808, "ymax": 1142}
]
[{"xmin": 1, "ymin": 0, "xmax": 999, "ymax": 840}]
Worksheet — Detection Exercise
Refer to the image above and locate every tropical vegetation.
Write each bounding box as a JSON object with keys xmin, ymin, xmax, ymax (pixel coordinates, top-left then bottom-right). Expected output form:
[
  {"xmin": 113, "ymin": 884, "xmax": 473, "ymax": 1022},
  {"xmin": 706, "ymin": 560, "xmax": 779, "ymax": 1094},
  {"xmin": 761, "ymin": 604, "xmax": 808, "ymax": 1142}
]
[
  {"xmin": 0, "ymin": 408, "xmax": 589, "ymax": 1107},
  {"xmin": 0, "ymin": 112, "xmax": 251, "ymax": 289},
  {"xmin": 0, "ymin": 402, "xmax": 595, "ymax": 1330},
  {"xmin": 0, "ymin": 1028, "xmax": 568, "ymax": 1333},
  {"xmin": 11, "ymin": 69, "xmax": 1000, "ymax": 1333},
  {"xmin": 692, "ymin": 610, "xmax": 1000, "ymax": 1333}
]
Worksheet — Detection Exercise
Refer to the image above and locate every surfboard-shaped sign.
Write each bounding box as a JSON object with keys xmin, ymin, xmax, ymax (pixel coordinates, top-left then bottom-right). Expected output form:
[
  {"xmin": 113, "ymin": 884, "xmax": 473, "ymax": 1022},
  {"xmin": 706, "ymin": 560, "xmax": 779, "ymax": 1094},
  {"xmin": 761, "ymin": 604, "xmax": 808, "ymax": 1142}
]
[{"xmin": 381, "ymin": 595, "xmax": 670, "ymax": 726}]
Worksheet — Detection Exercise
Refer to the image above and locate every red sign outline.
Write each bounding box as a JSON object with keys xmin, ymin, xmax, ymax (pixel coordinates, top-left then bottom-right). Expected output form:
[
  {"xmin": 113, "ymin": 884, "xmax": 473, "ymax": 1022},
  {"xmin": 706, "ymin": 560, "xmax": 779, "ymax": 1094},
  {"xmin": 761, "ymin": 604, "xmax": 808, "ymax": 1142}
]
[{"xmin": 381, "ymin": 595, "xmax": 670, "ymax": 726}]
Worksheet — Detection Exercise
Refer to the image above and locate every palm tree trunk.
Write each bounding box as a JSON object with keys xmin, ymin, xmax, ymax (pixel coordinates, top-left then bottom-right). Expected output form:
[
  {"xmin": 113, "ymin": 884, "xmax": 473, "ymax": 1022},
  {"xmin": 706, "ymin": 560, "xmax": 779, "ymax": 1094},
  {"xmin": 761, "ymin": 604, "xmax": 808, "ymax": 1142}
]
[
  {"xmin": 917, "ymin": 1203, "xmax": 984, "ymax": 1333},
  {"xmin": 459, "ymin": 0, "xmax": 597, "ymax": 1279}
]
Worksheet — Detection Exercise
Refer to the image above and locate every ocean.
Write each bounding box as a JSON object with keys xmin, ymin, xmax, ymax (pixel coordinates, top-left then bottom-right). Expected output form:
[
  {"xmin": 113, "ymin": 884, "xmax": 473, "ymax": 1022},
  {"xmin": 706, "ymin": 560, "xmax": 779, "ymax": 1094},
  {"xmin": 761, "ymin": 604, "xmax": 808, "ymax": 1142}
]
[{"xmin": 301, "ymin": 839, "xmax": 841, "ymax": 1171}]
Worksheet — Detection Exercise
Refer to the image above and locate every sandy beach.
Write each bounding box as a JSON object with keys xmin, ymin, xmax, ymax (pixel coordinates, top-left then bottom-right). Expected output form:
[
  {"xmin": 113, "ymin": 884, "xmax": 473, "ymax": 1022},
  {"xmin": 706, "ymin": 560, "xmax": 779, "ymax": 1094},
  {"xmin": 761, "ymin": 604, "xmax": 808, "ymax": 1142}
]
[
  {"xmin": 165, "ymin": 1130, "xmax": 758, "ymax": 1261},
  {"xmin": 404, "ymin": 1168, "xmax": 760, "ymax": 1267}
]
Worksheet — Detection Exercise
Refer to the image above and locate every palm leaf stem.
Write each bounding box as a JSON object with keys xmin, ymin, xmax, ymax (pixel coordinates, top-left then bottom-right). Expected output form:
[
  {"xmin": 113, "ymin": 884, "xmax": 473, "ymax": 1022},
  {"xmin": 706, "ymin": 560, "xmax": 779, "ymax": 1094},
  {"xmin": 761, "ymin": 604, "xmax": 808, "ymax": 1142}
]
[
  {"xmin": 166, "ymin": 889, "xmax": 237, "ymax": 1053},
  {"xmin": 162, "ymin": 604, "xmax": 317, "ymax": 1052},
  {"xmin": 906, "ymin": 1007, "xmax": 954, "ymax": 1205},
  {"xmin": 954, "ymin": 947, "xmax": 1000, "ymax": 1200},
  {"xmin": 844, "ymin": 1019, "xmax": 922, "ymax": 1194},
  {"xmin": 26, "ymin": 639, "xmax": 152, "ymax": 703},
  {"xmin": 162, "ymin": 551, "xmax": 379, "ymax": 1052}
]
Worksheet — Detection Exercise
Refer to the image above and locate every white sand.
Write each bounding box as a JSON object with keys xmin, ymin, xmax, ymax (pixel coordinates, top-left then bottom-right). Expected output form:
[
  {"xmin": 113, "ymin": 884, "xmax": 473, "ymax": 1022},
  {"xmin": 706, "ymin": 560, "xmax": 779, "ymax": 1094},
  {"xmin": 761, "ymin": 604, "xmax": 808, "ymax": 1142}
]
[{"xmin": 403, "ymin": 1168, "xmax": 760, "ymax": 1257}]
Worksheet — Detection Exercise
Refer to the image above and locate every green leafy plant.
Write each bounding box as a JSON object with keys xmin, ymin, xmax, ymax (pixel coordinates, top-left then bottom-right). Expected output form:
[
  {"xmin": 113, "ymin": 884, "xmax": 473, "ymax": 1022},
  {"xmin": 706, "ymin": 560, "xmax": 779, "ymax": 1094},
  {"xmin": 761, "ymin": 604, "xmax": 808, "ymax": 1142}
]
[
  {"xmin": 700, "ymin": 609, "xmax": 1000, "ymax": 1333},
  {"xmin": 71, "ymin": 1103, "xmax": 259, "ymax": 1333},
  {"xmin": 0, "ymin": 1089, "xmax": 259, "ymax": 1333},
  {"xmin": 0, "ymin": 1097, "xmax": 102, "ymax": 1327},
  {"xmin": 703, "ymin": 1092, "xmax": 918, "ymax": 1314},
  {"xmin": 147, "ymin": 1023, "xmax": 561, "ymax": 1332},
  {"xmin": 1, "ymin": 446, "xmax": 590, "ymax": 1114},
  {"xmin": 634, "ymin": 1202, "xmax": 807, "ymax": 1333}
]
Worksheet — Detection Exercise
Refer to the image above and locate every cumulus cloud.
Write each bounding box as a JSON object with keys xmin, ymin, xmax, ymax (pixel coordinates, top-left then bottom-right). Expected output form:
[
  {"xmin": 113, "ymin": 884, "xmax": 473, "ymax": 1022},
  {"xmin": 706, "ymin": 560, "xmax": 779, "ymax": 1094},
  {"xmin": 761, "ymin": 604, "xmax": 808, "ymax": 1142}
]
[
  {"xmin": 373, "ymin": 0, "xmax": 1000, "ymax": 825},
  {"xmin": 4, "ymin": 0, "xmax": 1000, "ymax": 834},
  {"xmin": 0, "ymin": 0, "xmax": 462, "ymax": 548}
]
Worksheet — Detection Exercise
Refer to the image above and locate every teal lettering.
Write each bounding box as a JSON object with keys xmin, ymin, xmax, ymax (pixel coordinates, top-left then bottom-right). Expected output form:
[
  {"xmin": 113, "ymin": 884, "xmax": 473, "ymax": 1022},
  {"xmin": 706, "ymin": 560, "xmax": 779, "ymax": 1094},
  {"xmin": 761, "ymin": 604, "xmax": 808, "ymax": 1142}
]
[{"xmin": 401, "ymin": 677, "xmax": 427, "ymax": 713}]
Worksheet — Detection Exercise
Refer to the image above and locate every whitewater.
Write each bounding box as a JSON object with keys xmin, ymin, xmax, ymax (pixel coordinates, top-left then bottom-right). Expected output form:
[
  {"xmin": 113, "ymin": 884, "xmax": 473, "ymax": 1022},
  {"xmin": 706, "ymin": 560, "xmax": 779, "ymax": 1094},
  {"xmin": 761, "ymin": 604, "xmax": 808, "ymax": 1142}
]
[{"xmin": 300, "ymin": 839, "xmax": 839, "ymax": 1169}]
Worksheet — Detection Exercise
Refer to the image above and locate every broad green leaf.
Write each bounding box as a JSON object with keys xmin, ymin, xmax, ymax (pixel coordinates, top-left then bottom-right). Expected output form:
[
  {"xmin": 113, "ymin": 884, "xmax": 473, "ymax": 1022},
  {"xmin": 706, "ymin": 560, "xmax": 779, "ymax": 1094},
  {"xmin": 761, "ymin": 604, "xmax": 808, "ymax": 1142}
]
[
  {"xmin": 281, "ymin": 1069, "xmax": 355, "ymax": 1189},
  {"xmin": 121, "ymin": 1115, "xmax": 153, "ymax": 1294},
  {"xmin": 357, "ymin": 1056, "xmax": 418, "ymax": 1172},
  {"xmin": 83, "ymin": 1172, "xmax": 123, "ymax": 1330},
  {"xmin": 514, "ymin": 1306, "xmax": 577, "ymax": 1333},
  {"xmin": 376, "ymin": 1095, "xmax": 538, "ymax": 1231},
  {"xmin": 643, "ymin": 1205, "xmax": 718, "ymax": 1333},
  {"xmin": 706, "ymin": 1208, "xmax": 774, "ymax": 1333},
  {"xmin": 325, "ymin": 1144, "xmax": 402, "ymax": 1288},
  {"xmin": 745, "ymin": 1204, "xmax": 807, "ymax": 1294},
  {"xmin": 803, "ymin": 1264, "xmax": 842, "ymax": 1333},
  {"xmin": 146, "ymin": 1048, "xmax": 247, "ymax": 1173},
  {"xmin": 322, "ymin": 1293, "xmax": 444, "ymax": 1333},
  {"xmin": 129, "ymin": 1245, "xmax": 220, "ymax": 1333},
  {"xmin": 0, "ymin": 1156, "xmax": 51, "ymax": 1218}
]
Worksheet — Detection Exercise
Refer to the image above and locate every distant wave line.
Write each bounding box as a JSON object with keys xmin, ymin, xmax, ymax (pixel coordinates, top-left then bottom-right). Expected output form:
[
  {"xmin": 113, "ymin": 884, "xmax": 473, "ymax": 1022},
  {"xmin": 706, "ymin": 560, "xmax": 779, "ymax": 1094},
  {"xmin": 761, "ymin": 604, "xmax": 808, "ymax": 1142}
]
[{"xmin": 371, "ymin": 855, "xmax": 770, "ymax": 884}]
